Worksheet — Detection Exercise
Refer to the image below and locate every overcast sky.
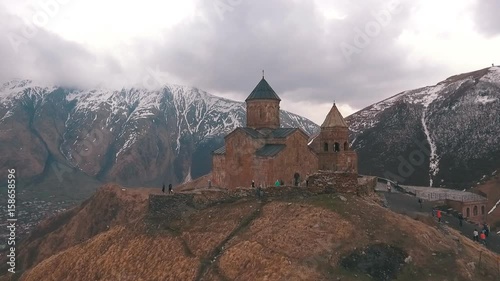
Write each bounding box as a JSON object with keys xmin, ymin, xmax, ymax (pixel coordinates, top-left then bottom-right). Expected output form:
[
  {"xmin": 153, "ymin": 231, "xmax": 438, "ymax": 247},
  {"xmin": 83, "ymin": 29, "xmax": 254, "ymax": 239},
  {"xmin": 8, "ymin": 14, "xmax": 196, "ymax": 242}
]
[{"xmin": 1, "ymin": 0, "xmax": 499, "ymax": 124}]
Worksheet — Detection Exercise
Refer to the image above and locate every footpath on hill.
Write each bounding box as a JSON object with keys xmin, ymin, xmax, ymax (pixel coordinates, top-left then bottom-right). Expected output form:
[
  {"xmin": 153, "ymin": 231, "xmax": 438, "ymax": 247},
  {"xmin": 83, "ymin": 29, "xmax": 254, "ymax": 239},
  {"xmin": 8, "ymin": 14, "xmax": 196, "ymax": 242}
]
[{"xmin": 378, "ymin": 189, "xmax": 500, "ymax": 254}]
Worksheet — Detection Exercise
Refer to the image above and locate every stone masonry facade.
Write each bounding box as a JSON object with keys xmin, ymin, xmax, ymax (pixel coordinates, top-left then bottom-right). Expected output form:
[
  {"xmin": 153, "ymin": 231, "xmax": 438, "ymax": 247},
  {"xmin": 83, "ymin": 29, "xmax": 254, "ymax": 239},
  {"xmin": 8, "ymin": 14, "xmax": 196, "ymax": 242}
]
[{"xmin": 211, "ymin": 76, "xmax": 358, "ymax": 189}]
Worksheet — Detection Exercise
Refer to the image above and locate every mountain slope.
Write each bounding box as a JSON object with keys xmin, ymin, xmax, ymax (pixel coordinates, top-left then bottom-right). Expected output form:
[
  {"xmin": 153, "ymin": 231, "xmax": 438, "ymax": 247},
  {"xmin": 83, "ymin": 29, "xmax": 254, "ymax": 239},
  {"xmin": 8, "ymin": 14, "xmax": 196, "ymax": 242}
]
[
  {"xmin": 0, "ymin": 81, "xmax": 318, "ymax": 188},
  {"xmin": 4, "ymin": 185, "xmax": 499, "ymax": 281},
  {"xmin": 348, "ymin": 67, "xmax": 500, "ymax": 188}
]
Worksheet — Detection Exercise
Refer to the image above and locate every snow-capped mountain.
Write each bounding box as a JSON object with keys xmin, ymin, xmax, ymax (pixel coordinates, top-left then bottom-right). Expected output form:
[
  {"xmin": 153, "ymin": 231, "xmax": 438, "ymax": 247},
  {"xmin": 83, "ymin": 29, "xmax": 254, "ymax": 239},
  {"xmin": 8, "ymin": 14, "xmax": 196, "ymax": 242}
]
[
  {"xmin": 347, "ymin": 66, "xmax": 500, "ymax": 188},
  {"xmin": 0, "ymin": 80, "xmax": 319, "ymax": 188}
]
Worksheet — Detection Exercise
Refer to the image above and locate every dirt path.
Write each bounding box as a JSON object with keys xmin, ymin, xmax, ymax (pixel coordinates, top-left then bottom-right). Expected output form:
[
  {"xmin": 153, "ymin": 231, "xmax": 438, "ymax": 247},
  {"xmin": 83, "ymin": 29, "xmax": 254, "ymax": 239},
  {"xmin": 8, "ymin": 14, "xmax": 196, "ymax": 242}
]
[{"xmin": 195, "ymin": 201, "xmax": 266, "ymax": 281}]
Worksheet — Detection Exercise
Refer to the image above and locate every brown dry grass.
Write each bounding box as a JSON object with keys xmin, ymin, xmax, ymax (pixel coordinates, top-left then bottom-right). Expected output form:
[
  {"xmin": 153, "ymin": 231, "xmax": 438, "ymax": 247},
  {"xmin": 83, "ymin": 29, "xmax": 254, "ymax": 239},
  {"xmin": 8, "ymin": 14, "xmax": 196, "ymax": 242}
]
[
  {"xmin": 6, "ymin": 188, "xmax": 500, "ymax": 281},
  {"xmin": 5, "ymin": 184, "xmax": 150, "ymax": 275},
  {"xmin": 181, "ymin": 201, "xmax": 258, "ymax": 257},
  {"xmin": 176, "ymin": 174, "xmax": 212, "ymax": 192},
  {"xmin": 22, "ymin": 226, "xmax": 199, "ymax": 281}
]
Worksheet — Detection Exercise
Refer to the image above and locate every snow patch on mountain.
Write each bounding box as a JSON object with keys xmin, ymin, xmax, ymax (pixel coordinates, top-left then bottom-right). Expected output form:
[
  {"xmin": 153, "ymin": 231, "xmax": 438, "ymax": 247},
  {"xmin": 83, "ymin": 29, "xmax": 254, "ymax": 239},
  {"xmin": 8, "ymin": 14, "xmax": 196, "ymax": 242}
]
[
  {"xmin": 417, "ymin": 84, "xmax": 445, "ymax": 187},
  {"xmin": 489, "ymin": 198, "xmax": 500, "ymax": 215},
  {"xmin": 0, "ymin": 81, "xmax": 57, "ymax": 117},
  {"xmin": 481, "ymin": 66, "xmax": 500, "ymax": 82},
  {"xmin": 475, "ymin": 96, "xmax": 497, "ymax": 105}
]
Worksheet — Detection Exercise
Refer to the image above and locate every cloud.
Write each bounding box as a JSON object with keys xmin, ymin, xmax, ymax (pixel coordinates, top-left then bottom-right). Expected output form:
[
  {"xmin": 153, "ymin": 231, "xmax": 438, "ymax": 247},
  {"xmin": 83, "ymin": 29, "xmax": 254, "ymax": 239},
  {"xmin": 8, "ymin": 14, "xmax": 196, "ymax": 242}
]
[
  {"xmin": 1, "ymin": 0, "xmax": 497, "ymax": 124},
  {"xmin": 140, "ymin": 0, "xmax": 447, "ymax": 110},
  {"xmin": 473, "ymin": 0, "xmax": 500, "ymax": 36},
  {"xmin": 0, "ymin": 6, "xmax": 122, "ymax": 89}
]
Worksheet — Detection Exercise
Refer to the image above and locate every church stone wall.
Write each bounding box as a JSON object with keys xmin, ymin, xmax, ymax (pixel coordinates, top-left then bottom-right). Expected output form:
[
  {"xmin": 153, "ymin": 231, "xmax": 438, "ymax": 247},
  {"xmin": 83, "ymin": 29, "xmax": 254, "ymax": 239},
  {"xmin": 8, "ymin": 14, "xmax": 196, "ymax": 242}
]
[
  {"xmin": 271, "ymin": 131, "xmax": 319, "ymax": 185},
  {"xmin": 224, "ymin": 130, "xmax": 264, "ymax": 188},
  {"xmin": 246, "ymin": 100, "xmax": 280, "ymax": 129},
  {"xmin": 217, "ymin": 130, "xmax": 320, "ymax": 189},
  {"xmin": 212, "ymin": 154, "xmax": 226, "ymax": 187},
  {"xmin": 252, "ymin": 157, "xmax": 273, "ymax": 187},
  {"xmin": 317, "ymin": 151, "xmax": 357, "ymax": 173}
]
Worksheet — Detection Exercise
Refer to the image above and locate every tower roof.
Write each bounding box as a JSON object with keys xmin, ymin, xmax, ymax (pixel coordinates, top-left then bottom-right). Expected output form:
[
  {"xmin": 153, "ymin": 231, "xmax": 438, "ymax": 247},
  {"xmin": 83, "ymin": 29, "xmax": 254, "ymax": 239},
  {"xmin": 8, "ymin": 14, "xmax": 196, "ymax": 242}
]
[
  {"xmin": 321, "ymin": 103, "xmax": 348, "ymax": 128},
  {"xmin": 245, "ymin": 77, "xmax": 281, "ymax": 101}
]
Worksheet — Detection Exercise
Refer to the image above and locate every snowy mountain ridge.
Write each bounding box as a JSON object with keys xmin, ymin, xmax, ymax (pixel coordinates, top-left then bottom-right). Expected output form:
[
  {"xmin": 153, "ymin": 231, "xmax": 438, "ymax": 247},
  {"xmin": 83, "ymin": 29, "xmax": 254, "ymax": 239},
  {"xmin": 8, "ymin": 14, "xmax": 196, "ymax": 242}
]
[
  {"xmin": 347, "ymin": 66, "xmax": 500, "ymax": 188},
  {"xmin": 0, "ymin": 79, "xmax": 318, "ymax": 187}
]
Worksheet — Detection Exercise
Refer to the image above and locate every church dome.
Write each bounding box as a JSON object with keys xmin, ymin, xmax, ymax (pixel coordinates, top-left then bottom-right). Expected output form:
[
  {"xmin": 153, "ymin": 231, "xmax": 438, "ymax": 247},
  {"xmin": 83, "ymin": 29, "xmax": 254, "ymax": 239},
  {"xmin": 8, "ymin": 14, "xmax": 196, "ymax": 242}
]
[{"xmin": 245, "ymin": 77, "xmax": 281, "ymax": 101}]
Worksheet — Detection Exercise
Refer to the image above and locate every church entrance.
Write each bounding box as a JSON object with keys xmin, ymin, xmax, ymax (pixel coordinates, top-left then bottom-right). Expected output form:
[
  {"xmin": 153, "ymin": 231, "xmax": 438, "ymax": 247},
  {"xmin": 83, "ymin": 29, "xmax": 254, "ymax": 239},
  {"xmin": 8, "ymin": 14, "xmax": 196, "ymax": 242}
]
[{"xmin": 294, "ymin": 172, "xmax": 300, "ymax": 186}]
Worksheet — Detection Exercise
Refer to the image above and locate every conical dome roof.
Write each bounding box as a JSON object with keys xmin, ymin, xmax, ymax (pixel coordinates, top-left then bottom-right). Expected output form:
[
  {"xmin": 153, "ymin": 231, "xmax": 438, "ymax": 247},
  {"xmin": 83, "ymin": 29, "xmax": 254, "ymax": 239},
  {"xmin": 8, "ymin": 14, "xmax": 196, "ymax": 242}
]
[
  {"xmin": 245, "ymin": 78, "xmax": 281, "ymax": 101},
  {"xmin": 321, "ymin": 103, "xmax": 348, "ymax": 128}
]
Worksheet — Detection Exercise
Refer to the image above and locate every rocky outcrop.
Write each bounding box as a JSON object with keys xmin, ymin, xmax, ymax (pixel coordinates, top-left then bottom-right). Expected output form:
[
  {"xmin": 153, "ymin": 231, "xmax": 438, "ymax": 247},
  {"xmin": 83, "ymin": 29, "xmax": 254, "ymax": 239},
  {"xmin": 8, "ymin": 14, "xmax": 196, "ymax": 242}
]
[{"xmin": 340, "ymin": 243, "xmax": 408, "ymax": 281}]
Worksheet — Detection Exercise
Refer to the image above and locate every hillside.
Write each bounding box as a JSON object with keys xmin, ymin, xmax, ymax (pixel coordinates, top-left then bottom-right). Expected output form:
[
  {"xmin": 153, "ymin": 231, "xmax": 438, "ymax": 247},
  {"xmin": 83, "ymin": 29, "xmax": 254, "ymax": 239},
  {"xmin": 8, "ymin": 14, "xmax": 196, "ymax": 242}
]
[
  {"xmin": 3, "ymin": 185, "xmax": 499, "ymax": 281},
  {"xmin": 347, "ymin": 66, "xmax": 500, "ymax": 189},
  {"xmin": 0, "ymin": 80, "xmax": 319, "ymax": 241}
]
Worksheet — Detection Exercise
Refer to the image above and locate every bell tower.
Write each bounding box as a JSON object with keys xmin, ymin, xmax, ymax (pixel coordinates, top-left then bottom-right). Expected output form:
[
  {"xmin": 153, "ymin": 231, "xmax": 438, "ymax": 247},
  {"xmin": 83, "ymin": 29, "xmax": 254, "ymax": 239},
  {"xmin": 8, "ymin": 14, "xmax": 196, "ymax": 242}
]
[
  {"xmin": 245, "ymin": 72, "xmax": 281, "ymax": 129},
  {"xmin": 315, "ymin": 103, "xmax": 357, "ymax": 172}
]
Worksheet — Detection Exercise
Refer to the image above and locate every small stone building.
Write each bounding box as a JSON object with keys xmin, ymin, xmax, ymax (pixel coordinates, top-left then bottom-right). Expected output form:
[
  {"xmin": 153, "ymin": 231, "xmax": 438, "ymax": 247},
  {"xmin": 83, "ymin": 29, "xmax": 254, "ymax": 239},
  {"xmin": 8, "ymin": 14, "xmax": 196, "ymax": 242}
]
[
  {"xmin": 413, "ymin": 187, "xmax": 488, "ymax": 223},
  {"xmin": 446, "ymin": 197, "xmax": 488, "ymax": 223},
  {"xmin": 211, "ymin": 76, "xmax": 358, "ymax": 189}
]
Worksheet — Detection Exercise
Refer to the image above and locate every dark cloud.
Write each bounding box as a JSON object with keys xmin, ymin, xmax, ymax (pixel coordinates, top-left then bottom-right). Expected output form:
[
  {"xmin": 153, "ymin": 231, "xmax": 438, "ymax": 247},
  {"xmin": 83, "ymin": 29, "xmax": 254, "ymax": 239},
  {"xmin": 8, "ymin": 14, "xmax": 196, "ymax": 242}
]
[
  {"xmin": 142, "ymin": 0, "xmax": 447, "ymax": 109},
  {"xmin": 0, "ymin": 0, "xmax": 455, "ymax": 111},
  {"xmin": 473, "ymin": 0, "xmax": 500, "ymax": 36}
]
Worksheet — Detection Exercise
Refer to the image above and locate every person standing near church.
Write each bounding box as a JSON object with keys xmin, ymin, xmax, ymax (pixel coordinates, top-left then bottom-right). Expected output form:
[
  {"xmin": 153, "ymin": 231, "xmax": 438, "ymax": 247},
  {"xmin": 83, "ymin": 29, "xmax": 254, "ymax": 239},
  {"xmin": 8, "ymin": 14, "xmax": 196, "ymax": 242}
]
[
  {"xmin": 168, "ymin": 183, "xmax": 173, "ymax": 194},
  {"xmin": 162, "ymin": 183, "xmax": 165, "ymax": 193},
  {"xmin": 275, "ymin": 179, "xmax": 280, "ymax": 187},
  {"xmin": 473, "ymin": 229, "xmax": 479, "ymax": 242},
  {"xmin": 480, "ymin": 231, "xmax": 487, "ymax": 245},
  {"xmin": 251, "ymin": 180, "xmax": 255, "ymax": 188}
]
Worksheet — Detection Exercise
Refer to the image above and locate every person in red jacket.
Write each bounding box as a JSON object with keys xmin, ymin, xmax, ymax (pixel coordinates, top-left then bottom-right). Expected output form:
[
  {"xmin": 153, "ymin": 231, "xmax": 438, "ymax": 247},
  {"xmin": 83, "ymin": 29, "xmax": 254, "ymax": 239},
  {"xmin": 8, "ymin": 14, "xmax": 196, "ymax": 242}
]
[
  {"xmin": 436, "ymin": 210, "xmax": 442, "ymax": 222},
  {"xmin": 480, "ymin": 231, "xmax": 487, "ymax": 245}
]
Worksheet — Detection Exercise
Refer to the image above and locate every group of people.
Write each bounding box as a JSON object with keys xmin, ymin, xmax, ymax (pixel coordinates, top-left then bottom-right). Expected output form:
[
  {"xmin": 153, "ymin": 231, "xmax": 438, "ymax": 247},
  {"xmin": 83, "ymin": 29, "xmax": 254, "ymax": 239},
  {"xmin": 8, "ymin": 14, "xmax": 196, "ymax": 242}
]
[
  {"xmin": 432, "ymin": 207, "xmax": 492, "ymax": 246},
  {"xmin": 251, "ymin": 180, "xmax": 264, "ymax": 198},
  {"xmin": 473, "ymin": 224, "xmax": 490, "ymax": 245},
  {"xmin": 161, "ymin": 183, "xmax": 173, "ymax": 194},
  {"xmin": 251, "ymin": 176, "xmax": 309, "ymax": 188}
]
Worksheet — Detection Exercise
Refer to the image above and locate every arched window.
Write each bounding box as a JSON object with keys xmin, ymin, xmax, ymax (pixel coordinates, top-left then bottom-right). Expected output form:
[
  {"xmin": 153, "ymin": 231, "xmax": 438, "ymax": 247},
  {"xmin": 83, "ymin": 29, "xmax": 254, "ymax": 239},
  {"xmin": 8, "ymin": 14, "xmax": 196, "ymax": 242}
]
[
  {"xmin": 344, "ymin": 142, "xmax": 348, "ymax": 151},
  {"xmin": 324, "ymin": 142, "xmax": 328, "ymax": 152},
  {"xmin": 481, "ymin": 205, "xmax": 485, "ymax": 215},
  {"xmin": 473, "ymin": 206, "xmax": 478, "ymax": 216},
  {"xmin": 334, "ymin": 142, "xmax": 340, "ymax": 152},
  {"xmin": 466, "ymin": 207, "xmax": 470, "ymax": 217},
  {"xmin": 259, "ymin": 108, "xmax": 263, "ymax": 119}
]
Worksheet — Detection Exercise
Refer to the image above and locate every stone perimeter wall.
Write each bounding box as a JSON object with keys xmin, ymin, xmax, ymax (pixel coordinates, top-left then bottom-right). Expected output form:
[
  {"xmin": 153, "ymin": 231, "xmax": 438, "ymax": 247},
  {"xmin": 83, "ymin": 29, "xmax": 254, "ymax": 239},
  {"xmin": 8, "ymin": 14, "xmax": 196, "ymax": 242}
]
[
  {"xmin": 149, "ymin": 171, "xmax": 365, "ymax": 221},
  {"xmin": 307, "ymin": 171, "xmax": 358, "ymax": 193}
]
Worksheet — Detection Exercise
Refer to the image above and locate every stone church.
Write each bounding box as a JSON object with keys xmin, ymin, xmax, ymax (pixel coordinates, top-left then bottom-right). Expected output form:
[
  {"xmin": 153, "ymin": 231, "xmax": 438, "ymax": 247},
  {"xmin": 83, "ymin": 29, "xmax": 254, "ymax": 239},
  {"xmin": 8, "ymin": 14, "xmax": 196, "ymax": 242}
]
[{"xmin": 211, "ymin": 76, "xmax": 357, "ymax": 188}]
